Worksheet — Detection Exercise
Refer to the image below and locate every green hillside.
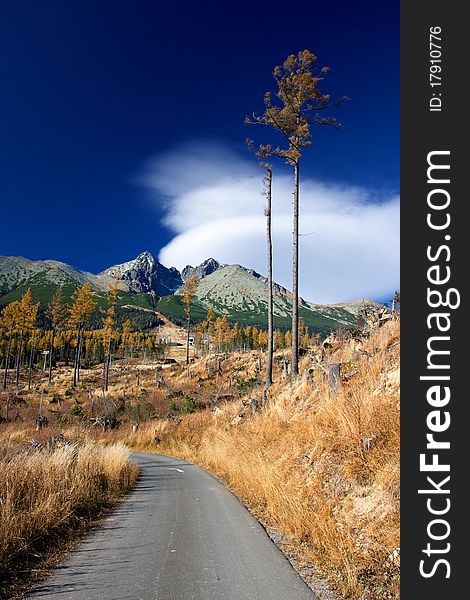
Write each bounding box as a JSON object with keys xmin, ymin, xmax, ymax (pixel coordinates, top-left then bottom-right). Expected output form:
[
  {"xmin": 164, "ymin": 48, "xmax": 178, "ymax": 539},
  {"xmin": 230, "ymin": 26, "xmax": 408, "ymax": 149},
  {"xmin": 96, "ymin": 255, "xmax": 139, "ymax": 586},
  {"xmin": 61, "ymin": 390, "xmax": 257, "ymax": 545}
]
[
  {"xmin": 0, "ymin": 254, "xmax": 361, "ymax": 336},
  {"xmin": 0, "ymin": 280, "xmax": 354, "ymax": 337},
  {"xmin": 157, "ymin": 295, "xmax": 209, "ymax": 325},
  {"xmin": 0, "ymin": 275, "xmax": 154, "ymax": 310},
  {"xmin": 0, "ymin": 272, "xmax": 79, "ymax": 306},
  {"xmin": 156, "ymin": 294, "xmax": 355, "ymax": 337},
  {"xmin": 0, "ymin": 278, "xmax": 161, "ymax": 331}
]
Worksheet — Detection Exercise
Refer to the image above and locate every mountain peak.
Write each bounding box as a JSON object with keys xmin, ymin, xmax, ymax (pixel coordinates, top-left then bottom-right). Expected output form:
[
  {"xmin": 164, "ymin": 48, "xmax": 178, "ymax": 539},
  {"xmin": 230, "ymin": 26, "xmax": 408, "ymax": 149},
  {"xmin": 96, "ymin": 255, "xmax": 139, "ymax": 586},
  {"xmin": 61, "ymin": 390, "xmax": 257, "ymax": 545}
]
[
  {"xmin": 181, "ymin": 258, "xmax": 222, "ymax": 282},
  {"xmin": 100, "ymin": 252, "xmax": 181, "ymax": 295},
  {"xmin": 135, "ymin": 250, "xmax": 156, "ymax": 262}
]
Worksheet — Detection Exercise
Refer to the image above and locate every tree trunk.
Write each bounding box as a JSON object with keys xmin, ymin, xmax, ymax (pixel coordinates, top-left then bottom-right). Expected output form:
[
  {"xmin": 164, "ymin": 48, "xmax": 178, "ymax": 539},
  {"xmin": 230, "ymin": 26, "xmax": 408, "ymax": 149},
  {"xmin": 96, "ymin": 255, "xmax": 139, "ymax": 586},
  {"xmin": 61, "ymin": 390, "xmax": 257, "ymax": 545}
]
[
  {"xmin": 2, "ymin": 331, "xmax": 12, "ymax": 390},
  {"xmin": 102, "ymin": 353, "xmax": 107, "ymax": 392},
  {"xmin": 186, "ymin": 313, "xmax": 191, "ymax": 366},
  {"xmin": 291, "ymin": 160, "xmax": 300, "ymax": 380},
  {"xmin": 105, "ymin": 353, "xmax": 111, "ymax": 391},
  {"xmin": 105, "ymin": 340, "xmax": 111, "ymax": 391},
  {"xmin": 48, "ymin": 329, "xmax": 55, "ymax": 384},
  {"xmin": 15, "ymin": 334, "xmax": 23, "ymax": 387},
  {"xmin": 28, "ymin": 330, "xmax": 36, "ymax": 390},
  {"xmin": 265, "ymin": 167, "xmax": 273, "ymax": 394},
  {"xmin": 104, "ymin": 335, "xmax": 112, "ymax": 391},
  {"xmin": 73, "ymin": 328, "xmax": 81, "ymax": 387},
  {"xmin": 77, "ymin": 330, "xmax": 84, "ymax": 382}
]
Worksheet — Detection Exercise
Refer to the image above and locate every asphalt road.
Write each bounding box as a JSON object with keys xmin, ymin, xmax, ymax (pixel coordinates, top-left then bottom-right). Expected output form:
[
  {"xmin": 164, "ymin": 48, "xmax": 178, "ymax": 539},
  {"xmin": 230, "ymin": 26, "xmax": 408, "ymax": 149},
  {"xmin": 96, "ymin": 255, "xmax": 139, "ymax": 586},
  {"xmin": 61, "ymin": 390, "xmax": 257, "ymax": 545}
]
[{"xmin": 28, "ymin": 453, "xmax": 317, "ymax": 600}]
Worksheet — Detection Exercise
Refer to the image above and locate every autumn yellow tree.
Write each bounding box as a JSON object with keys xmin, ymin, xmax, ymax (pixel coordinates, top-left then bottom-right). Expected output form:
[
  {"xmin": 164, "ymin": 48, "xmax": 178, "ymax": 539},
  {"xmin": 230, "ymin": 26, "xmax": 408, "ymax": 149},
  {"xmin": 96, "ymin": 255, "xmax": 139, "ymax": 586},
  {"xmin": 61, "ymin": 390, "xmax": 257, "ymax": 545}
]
[
  {"xmin": 299, "ymin": 319, "xmax": 312, "ymax": 349},
  {"xmin": 101, "ymin": 278, "xmax": 119, "ymax": 391},
  {"xmin": 284, "ymin": 329, "xmax": 292, "ymax": 352},
  {"xmin": 204, "ymin": 306, "xmax": 216, "ymax": 355},
  {"xmin": 252, "ymin": 326, "xmax": 260, "ymax": 350},
  {"xmin": 27, "ymin": 326, "xmax": 37, "ymax": 390},
  {"xmin": 68, "ymin": 283, "xmax": 97, "ymax": 386},
  {"xmin": 231, "ymin": 321, "xmax": 240, "ymax": 352},
  {"xmin": 181, "ymin": 276, "xmax": 199, "ymax": 366},
  {"xmin": 214, "ymin": 315, "xmax": 230, "ymax": 352},
  {"xmin": 12, "ymin": 289, "xmax": 39, "ymax": 386},
  {"xmin": 1, "ymin": 301, "xmax": 19, "ymax": 390},
  {"xmin": 45, "ymin": 287, "xmax": 68, "ymax": 384},
  {"xmin": 121, "ymin": 319, "xmax": 134, "ymax": 360},
  {"xmin": 274, "ymin": 328, "xmax": 283, "ymax": 350},
  {"xmin": 246, "ymin": 49, "xmax": 346, "ymax": 379}
]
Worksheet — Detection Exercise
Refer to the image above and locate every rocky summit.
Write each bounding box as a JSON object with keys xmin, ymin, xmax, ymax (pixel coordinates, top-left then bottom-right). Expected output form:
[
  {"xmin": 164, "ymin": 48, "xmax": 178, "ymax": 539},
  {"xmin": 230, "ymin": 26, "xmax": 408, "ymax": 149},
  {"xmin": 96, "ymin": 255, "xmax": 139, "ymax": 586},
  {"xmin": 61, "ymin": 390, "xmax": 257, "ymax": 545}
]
[
  {"xmin": 181, "ymin": 258, "xmax": 222, "ymax": 282},
  {"xmin": 99, "ymin": 251, "xmax": 182, "ymax": 295}
]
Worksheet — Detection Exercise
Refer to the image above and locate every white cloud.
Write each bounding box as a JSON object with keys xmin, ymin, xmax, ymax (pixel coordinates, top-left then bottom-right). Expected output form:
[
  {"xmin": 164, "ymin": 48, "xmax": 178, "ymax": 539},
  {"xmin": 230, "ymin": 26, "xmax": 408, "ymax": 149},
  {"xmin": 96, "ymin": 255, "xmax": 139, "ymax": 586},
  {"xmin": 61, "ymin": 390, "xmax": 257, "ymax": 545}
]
[{"xmin": 140, "ymin": 142, "xmax": 399, "ymax": 304}]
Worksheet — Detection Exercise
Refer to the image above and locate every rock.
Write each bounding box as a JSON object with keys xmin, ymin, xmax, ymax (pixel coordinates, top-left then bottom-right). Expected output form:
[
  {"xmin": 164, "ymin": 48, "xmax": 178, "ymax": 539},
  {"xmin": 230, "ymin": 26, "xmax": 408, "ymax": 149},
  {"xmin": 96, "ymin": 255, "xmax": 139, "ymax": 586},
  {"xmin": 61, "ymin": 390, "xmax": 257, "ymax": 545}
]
[
  {"xmin": 387, "ymin": 547, "xmax": 400, "ymax": 567},
  {"xmin": 100, "ymin": 251, "xmax": 182, "ymax": 295},
  {"xmin": 181, "ymin": 258, "xmax": 221, "ymax": 281}
]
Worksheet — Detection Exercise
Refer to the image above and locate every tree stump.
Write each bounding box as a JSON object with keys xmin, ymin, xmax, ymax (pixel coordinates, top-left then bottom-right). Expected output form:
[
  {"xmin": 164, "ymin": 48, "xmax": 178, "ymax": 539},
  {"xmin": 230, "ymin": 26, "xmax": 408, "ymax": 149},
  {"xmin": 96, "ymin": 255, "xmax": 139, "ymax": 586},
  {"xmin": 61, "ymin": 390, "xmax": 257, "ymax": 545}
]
[
  {"xmin": 282, "ymin": 358, "xmax": 289, "ymax": 379},
  {"xmin": 328, "ymin": 364, "xmax": 341, "ymax": 393},
  {"xmin": 35, "ymin": 415, "xmax": 48, "ymax": 431},
  {"xmin": 261, "ymin": 388, "xmax": 269, "ymax": 406}
]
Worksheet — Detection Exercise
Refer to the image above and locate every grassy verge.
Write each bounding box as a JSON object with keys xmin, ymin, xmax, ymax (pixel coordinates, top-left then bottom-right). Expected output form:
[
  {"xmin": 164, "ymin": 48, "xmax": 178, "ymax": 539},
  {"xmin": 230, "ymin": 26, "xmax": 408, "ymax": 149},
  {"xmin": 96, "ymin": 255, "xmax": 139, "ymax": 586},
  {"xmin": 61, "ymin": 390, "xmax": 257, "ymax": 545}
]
[{"xmin": 0, "ymin": 440, "xmax": 139, "ymax": 597}]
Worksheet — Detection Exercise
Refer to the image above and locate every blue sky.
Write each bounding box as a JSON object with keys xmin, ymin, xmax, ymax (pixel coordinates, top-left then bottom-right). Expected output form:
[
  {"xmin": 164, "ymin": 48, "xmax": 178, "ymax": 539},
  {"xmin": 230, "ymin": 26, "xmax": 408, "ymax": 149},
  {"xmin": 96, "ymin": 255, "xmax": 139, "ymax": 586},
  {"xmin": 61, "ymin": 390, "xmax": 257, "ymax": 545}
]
[{"xmin": 0, "ymin": 1, "xmax": 399, "ymax": 302}]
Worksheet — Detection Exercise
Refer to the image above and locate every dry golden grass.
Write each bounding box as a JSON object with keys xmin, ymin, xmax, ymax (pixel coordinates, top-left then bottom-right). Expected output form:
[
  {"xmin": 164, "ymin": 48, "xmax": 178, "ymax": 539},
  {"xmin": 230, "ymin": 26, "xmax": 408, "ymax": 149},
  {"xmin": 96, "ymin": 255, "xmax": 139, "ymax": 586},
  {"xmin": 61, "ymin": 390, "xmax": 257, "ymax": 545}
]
[
  {"xmin": 0, "ymin": 320, "xmax": 399, "ymax": 598},
  {"xmin": 124, "ymin": 320, "xmax": 400, "ymax": 598},
  {"xmin": 0, "ymin": 439, "xmax": 138, "ymax": 584}
]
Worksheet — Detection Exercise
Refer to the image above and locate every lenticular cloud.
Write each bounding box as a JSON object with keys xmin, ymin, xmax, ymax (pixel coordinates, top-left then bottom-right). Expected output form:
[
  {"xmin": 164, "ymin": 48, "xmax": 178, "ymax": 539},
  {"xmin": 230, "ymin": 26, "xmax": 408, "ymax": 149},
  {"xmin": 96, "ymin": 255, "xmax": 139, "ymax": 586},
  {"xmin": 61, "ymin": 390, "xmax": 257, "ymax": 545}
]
[{"xmin": 140, "ymin": 142, "xmax": 399, "ymax": 304}]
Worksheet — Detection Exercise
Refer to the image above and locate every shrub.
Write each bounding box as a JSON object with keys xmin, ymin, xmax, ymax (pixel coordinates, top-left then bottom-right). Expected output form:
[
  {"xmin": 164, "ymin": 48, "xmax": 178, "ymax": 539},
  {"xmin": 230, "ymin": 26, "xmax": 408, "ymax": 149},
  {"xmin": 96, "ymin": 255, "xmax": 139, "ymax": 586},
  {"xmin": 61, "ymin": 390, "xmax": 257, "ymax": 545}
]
[
  {"xmin": 70, "ymin": 404, "xmax": 83, "ymax": 417},
  {"xmin": 170, "ymin": 395, "xmax": 196, "ymax": 415},
  {"xmin": 235, "ymin": 377, "xmax": 258, "ymax": 396}
]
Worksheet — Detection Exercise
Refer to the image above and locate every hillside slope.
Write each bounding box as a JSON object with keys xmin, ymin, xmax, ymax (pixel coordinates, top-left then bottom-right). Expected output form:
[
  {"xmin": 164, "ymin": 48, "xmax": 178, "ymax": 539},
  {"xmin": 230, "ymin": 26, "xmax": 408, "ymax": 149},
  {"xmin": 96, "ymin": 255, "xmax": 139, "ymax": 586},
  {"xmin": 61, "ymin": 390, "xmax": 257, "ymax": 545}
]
[
  {"xmin": 0, "ymin": 253, "xmax": 380, "ymax": 335},
  {"xmin": 191, "ymin": 263, "xmax": 366, "ymax": 334},
  {"xmin": 0, "ymin": 255, "xmax": 115, "ymax": 297}
]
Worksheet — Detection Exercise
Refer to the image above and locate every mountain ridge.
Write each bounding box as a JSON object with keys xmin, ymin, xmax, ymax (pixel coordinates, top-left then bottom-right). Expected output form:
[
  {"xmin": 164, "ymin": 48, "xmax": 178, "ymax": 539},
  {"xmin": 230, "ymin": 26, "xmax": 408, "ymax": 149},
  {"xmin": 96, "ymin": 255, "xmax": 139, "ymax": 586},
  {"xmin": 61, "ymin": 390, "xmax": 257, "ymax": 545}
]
[{"xmin": 0, "ymin": 252, "xmax": 379, "ymax": 335}]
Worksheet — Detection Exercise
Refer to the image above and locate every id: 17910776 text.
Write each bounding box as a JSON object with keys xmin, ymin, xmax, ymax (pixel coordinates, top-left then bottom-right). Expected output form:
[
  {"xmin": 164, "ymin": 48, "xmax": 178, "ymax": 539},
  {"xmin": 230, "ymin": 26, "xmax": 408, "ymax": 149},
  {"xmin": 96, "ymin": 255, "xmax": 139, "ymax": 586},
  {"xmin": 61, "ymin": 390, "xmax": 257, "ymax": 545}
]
[{"xmin": 429, "ymin": 26, "xmax": 443, "ymax": 112}]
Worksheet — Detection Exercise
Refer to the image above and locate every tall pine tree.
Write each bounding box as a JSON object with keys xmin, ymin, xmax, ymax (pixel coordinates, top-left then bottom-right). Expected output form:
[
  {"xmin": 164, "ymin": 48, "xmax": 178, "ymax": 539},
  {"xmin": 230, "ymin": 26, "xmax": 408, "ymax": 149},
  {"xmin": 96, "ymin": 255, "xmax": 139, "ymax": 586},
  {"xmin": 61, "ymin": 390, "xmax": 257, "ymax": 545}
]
[
  {"xmin": 101, "ymin": 278, "xmax": 119, "ymax": 391},
  {"xmin": 1, "ymin": 301, "xmax": 19, "ymax": 390},
  {"xmin": 68, "ymin": 283, "xmax": 97, "ymax": 386},
  {"xmin": 45, "ymin": 287, "xmax": 68, "ymax": 384},
  {"xmin": 246, "ymin": 49, "xmax": 346, "ymax": 379},
  {"xmin": 13, "ymin": 289, "xmax": 39, "ymax": 386}
]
